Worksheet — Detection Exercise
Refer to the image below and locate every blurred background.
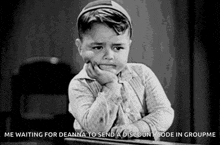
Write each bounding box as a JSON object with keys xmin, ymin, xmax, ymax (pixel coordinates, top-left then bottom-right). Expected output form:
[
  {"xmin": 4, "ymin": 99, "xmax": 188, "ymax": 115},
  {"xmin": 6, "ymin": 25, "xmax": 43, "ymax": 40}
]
[{"xmin": 0, "ymin": 0, "xmax": 219, "ymax": 144}]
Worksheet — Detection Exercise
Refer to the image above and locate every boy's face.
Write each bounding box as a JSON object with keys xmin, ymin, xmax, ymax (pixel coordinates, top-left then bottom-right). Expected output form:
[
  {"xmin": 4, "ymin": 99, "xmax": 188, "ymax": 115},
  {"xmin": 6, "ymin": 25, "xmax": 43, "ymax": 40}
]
[{"xmin": 76, "ymin": 23, "xmax": 132, "ymax": 75}]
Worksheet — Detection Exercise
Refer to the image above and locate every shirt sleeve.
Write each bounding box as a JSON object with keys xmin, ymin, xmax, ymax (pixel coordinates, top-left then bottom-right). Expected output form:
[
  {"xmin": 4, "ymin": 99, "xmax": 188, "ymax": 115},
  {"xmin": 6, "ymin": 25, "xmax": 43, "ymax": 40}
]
[
  {"xmin": 134, "ymin": 64, "xmax": 174, "ymax": 140},
  {"xmin": 68, "ymin": 79, "xmax": 122, "ymax": 133}
]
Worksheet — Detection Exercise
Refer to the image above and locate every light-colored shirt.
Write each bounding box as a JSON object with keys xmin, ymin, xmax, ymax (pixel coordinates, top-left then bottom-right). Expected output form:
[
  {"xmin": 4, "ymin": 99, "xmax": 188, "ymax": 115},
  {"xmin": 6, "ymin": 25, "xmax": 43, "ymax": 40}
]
[{"xmin": 68, "ymin": 63, "xmax": 174, "ymax": 140}]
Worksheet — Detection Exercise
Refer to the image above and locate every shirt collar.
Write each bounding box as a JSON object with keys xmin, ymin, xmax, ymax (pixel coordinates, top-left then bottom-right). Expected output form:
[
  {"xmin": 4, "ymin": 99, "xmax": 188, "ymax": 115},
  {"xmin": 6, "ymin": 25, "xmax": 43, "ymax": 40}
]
[
  {"xmin": 118, "ymin": 64, "xmax": 138, "ymax": 82},
  {"xmin": 74, "ymin": 63, "xmax": 138, "ymax": 82},
  {"xmin": 74, "ymin": 64, "xmax": 95, "ymax": 80}
]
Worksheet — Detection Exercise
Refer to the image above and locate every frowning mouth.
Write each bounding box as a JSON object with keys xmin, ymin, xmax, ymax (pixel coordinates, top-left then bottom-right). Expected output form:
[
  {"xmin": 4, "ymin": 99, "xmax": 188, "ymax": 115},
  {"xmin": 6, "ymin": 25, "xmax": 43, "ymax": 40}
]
[{"xmin": 99, "ymin": 64, "xmax": 116, "ymax": 69}]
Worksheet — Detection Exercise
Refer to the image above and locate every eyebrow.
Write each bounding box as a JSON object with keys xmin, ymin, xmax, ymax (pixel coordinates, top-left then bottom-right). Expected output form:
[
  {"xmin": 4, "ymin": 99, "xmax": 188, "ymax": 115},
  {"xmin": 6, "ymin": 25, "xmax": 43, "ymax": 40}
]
[
  {"xmin": 89, "ymin": 42, "xmax": 126, "ymax": 46},
  {"xmin": 90, "ymin": 42, "xmax": 104, "ymax": 45},
  {"xmin": 112, "ymin": 43, "xmax": 125, "ymax": 46}
]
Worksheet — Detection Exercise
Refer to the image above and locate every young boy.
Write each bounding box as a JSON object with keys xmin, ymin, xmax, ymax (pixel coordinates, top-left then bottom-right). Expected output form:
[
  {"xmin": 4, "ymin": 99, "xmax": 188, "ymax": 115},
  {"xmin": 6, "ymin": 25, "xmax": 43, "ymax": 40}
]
[{"xmin": 68, "ymin": 0, "xmax": 174, "ymax": 140}]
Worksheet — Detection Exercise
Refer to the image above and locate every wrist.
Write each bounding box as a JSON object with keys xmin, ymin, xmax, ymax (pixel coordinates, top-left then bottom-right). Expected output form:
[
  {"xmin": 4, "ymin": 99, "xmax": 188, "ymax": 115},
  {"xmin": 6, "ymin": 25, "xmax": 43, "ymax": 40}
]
[
  {"xmin": 101, "ymin": 82, "xmax": 122, "ymax": 105},
  {"xmin": 105, "ymin": 81, "xmax": 122, "ymax": 95}
]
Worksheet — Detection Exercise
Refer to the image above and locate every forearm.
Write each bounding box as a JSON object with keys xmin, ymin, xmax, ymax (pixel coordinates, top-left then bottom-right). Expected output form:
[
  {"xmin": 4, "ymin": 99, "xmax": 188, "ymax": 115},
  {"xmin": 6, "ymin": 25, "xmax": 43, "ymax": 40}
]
[
  {"xmin": 81, "ymin": 83, "xmax": 122, "ymax": 133},
  {"xmin": 142, "ymin": 65, "xmax": 174, "ymax": 139},
  {"xmin": 137, "ymin": 106, "xmax": 174, "ymax": 140}
]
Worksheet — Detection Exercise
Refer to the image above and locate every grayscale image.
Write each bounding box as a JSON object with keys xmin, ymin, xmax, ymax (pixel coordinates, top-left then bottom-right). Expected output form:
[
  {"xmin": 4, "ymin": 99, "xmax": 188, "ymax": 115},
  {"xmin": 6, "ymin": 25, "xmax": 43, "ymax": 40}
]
[{"xmin": 0, "ymin": 0, "xmax": 219, "ymax": 144}]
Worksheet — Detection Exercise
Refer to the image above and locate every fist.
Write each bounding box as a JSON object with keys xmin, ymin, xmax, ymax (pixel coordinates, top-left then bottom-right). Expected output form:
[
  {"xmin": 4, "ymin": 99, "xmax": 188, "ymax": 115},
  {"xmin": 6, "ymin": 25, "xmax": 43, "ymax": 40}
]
[
  {"xmin": 85, "ymin": 62, "xmax": 118, "ymax": 85},
  {"xmin": 111, "ymin": 124, "xmax": 140, "ymax": 138}
]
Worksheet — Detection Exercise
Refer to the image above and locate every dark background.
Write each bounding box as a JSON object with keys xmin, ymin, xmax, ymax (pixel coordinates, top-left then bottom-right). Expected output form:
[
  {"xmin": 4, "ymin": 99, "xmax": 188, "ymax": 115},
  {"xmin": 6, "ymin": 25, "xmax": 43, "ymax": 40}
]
[{"xmin": 0, "ymin": 0, "xmax": 219, "ymax": 144}]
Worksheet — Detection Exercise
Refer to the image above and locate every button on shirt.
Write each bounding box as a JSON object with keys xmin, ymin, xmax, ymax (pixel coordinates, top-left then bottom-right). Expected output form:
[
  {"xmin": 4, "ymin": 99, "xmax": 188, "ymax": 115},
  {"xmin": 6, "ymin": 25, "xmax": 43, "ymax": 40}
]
[
  {"xmin": 117, "ymin": 80, "xmax": 142, "ymax": 124},
  {"xmin": 68, "ymin": 63, "xmax": 174, "ymax": 140}
]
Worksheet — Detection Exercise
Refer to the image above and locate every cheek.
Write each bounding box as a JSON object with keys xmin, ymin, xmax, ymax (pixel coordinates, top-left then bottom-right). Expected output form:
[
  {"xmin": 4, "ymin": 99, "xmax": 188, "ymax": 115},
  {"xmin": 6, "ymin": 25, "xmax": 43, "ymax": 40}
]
[
  {"xmin": 115, "ymin": 55, "xmax": 128, "ymax": 68},
  {"xmin": 82, "ymin": 51, "xmax": 94, "ymax": 62},
  {"xmin": 117, "ymin": 52, "xmax": 129, "ymax": 63}
]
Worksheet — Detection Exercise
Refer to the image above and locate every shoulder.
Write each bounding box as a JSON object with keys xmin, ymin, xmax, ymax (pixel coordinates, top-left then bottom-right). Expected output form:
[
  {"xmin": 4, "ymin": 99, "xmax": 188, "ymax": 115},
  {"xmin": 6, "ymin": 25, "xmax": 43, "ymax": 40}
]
[
  {"xmin": 68, "ymin": 65, "xmax": 93, "ymax": 88},
  {"xmin": 68, "ymin": 70, "xmax": 100, "ymax": 95},
  {"xmin": 68, "ymin": 77, "xmax": 84, "ymax": 91},
  {"xmin": 68, "ymin": 73, "xmax": 88, "ymax": 91}
]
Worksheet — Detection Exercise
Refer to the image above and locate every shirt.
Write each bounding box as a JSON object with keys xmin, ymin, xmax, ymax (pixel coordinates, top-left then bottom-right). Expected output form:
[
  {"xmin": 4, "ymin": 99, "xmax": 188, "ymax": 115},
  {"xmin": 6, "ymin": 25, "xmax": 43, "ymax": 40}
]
[{"xmin": 68, "ymin": 63, "xmax": 174, "ymax": 140}]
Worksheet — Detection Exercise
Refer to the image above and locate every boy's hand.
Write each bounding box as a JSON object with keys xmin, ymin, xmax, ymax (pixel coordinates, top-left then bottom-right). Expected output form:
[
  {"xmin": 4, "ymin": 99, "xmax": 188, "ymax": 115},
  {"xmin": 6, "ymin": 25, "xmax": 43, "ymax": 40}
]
[
  {"xmin": 111, "ymin": 124, "xmax": 139, "ymax": 138},
  {"xmin": 85, "ymin": 62, "xmax": 118, "ymax": 85}
]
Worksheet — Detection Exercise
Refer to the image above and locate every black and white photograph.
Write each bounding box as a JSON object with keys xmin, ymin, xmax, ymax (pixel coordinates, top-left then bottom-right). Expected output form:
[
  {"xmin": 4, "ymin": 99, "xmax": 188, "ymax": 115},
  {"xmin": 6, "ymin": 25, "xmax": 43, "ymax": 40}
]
[{"xmin": 0, "ymin": 0, "xmax": 219, "ymax": 144}]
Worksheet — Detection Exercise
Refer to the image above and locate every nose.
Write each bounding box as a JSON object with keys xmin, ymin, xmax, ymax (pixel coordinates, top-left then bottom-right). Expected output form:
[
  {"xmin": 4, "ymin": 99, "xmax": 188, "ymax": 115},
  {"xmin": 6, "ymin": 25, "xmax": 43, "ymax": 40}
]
[{"xmin": 103, "ymin": 48, "xmax": 114, "ymax": 60}]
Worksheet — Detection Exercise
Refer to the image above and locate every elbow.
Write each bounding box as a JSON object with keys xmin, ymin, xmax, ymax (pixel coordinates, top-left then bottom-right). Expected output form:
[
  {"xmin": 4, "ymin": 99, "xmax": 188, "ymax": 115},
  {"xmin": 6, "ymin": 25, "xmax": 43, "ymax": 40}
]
[
  {"xmin": 165, "ymin": 108, "xmax": 174, "ymax": 130},
  {"xmin": 159, "ymin": 107, "xmax": 175, "ymax": 132}
]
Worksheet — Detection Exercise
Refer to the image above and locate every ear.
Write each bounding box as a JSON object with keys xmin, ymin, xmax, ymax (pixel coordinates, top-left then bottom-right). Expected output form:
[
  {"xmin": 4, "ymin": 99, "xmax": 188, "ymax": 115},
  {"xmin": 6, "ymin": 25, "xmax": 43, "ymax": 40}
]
[
  {"xmin": 75, "ymin": 38, "xmax": 82, "ymax": 55},
  {"xmin": 129, "ymin": 39, "xmax": 132, "ymax": 47}
]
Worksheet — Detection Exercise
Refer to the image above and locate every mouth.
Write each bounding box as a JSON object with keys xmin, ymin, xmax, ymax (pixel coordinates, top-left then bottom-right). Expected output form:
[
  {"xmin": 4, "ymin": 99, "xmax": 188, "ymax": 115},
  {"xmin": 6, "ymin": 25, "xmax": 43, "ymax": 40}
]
[{"xmin": 98, "ymin": 64, "xmax": 116, "ymax": 70}]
